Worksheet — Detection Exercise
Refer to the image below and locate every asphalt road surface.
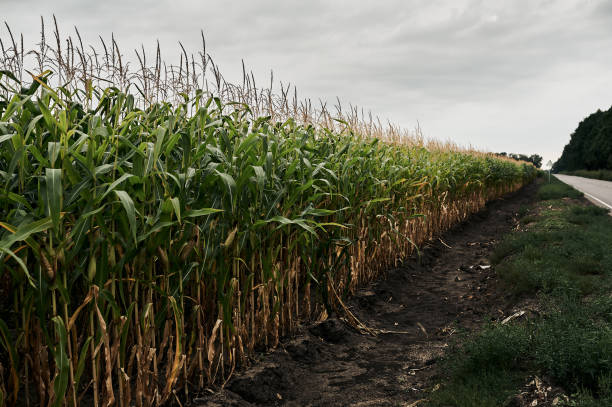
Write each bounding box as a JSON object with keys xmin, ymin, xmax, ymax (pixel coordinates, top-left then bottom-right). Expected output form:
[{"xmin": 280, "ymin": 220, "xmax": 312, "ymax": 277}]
[{"xmin": 554, "ymin": 174, "xmax": 612, "ymax": 212}]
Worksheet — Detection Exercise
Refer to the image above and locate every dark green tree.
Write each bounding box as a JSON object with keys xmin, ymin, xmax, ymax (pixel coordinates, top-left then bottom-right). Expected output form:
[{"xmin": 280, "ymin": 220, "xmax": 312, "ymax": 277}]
[
  {"xmin": 553, "ymin": 107, "xmax": 612, "ymax": 172},
  {"xmin": 528, "ymin": 154, "xmax": 543, "ymax": 169}
]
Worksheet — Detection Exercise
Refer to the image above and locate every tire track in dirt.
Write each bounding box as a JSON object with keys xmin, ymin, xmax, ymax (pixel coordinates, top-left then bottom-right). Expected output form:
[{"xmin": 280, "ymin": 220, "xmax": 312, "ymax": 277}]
[{"xmin": 192, "ymin": 182, "xmax": 539, "ymax": 407}]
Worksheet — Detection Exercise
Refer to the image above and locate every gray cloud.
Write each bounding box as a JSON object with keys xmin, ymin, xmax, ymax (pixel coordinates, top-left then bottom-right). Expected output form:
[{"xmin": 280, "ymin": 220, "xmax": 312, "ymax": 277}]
[{"xmin": 3, "ymin": 0, "xmax": 612, "ymax": 163}]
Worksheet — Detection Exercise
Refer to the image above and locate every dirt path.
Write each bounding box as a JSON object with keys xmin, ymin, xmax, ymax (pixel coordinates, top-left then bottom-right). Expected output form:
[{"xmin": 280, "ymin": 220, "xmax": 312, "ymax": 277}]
[{"xmin": 192, "ymin": 182, "xmax": 539, "ymax": 407}]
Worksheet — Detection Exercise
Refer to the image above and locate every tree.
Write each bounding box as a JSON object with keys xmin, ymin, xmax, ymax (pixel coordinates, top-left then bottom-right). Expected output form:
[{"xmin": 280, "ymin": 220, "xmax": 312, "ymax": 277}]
[
  {"xmin": 496, "ymin": 152, "xmax": 543, "ymax": 168},
  {"xmin": 528, "ymin": 154, "xmax": 543, "ymax": 169},
  {"xmin": 553, "ymin": 107, "xmax": 612, "ymax": 172}
]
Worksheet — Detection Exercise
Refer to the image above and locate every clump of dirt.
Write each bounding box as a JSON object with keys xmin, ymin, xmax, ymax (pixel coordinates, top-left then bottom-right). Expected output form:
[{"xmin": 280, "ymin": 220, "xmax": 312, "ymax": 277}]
[{"xmin": 190, "ymin": 182, "xmax": 540, "ymax": 407}]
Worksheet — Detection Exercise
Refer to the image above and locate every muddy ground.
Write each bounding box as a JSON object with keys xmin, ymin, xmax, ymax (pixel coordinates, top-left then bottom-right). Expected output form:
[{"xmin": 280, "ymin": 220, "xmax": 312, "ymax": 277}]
[{"xmin": 191, "ymin": 182, "xmax": 539, "ymax": 407}]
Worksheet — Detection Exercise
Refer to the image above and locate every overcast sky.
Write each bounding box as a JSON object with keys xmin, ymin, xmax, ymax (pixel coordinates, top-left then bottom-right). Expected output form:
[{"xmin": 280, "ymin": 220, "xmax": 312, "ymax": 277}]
[{"xmin": 3, "ymin": 0, "xmax": 612, "ymax": 164}]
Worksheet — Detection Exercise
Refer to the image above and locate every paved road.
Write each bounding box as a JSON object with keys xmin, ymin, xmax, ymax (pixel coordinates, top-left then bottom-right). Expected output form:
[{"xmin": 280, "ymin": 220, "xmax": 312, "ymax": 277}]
[{"xmin": 554, "ymin": 174, "xmax": 612, "ymax": 211}]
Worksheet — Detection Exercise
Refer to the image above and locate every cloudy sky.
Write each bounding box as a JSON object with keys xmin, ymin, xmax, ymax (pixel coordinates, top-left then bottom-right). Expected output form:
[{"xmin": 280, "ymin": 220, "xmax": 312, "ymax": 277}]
[{"xmin": 3, "ymin": 0, "xmax": 612, "ymax": 164}]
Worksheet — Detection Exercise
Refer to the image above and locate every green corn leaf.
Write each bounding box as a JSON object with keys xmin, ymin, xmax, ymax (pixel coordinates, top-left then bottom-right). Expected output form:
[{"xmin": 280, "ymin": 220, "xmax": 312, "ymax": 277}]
[
  {"xmin": 74, "ymin": 336, "xmax": 93, "ymax": 389},
  {"xmin": 100, "ymin": 173, "xmax": 134, "ymax": 202},
  {"xmin": 0, "ymin": 70, "xmax": 19, "ymax": 83},
  {"xmin": 45, "ymin": 168, "xmax": 63, "ymax": 232},
  {"xmin": 0, "ymin": 133, "xmax": 14, "ymax": 145},
  {"xmin": 252, "ymin": 165, "xmax": 265, "ymax": 189},
  {"xmin": 184, "ymin": 208, "xmax": 223, "ymax": 218},
  {"xmin": 170, "ymin": 197, "xmax": 181, "ymax": 224},
  {"xmin": 1, "ymin": 93, "xmax": 34, "ymax": 121},
  {"xmin": 37, "ymin": 97, "xmax": 57, "ymax": 133},
  {"xmin": 28, "ymin": 144, "xmax": 50, "ymax": 167},
  {"xmin": 4, "ymin": 191, "xmax": 33, "ymax": 210},
  {"xmin": 94, "ymin": 164, "xmax": 114, "ymax": 176},
  {"xmin": 137, "ymin": 221, "xmax": 176, "ymax": 242},
  {"xmin": 255, "ymin": 216, "xmax": 316, "ymax": 235},
  {"xmin": 48, "ymin": 142, "xmax": 61, "ymax": 167},
  {"xmin": 143, "ymin": 142, "xmax": 155, "ymax": 177},
  {"xmin": 115, "ymin": 190, "xmax": 138, "ymax": 244},
  {"xmin": 153, "ymin": 126, "xmax": 166, "ymax": 164},
  {"xmin": 0, "ymin": 247, "xmax": 36, "ymax": 287},
  {"xmin": 215, "ymin": 171, "xmax": 236, "ymax": 201},
  {"xmin": 0, "ymin": 217, "xmax": 53, "ymax": 250}
]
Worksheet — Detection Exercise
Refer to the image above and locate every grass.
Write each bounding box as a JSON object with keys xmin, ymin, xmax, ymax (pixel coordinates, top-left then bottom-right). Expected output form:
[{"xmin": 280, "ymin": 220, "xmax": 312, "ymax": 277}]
[
  {"xmin": 429, "ymin": 180, "xmax": 612, "ymax": 406},
  {"xmin": 537, "ymin": 177, "xmax": 584, "ymax": 200},
  {"xmin": 431, "ymin": 300, "xmax": 612, "ymax": 406},
  {"xmin": 561, "ymin": 169, "xmax": 612, "ymax": 182}
]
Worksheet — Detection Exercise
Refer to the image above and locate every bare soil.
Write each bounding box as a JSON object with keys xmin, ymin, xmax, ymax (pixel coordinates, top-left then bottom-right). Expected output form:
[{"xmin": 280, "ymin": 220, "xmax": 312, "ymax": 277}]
[{"xmin": 191, "ymin": 182, "xmax": 540, "ymax": 407}]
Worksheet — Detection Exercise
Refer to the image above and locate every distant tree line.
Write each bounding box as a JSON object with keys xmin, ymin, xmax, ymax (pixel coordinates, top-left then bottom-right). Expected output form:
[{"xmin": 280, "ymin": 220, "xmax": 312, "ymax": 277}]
[
  {"xmin": 495, "ymin": 152, "xmax": 543, "ymax": 168},
  {"xmin": 553, "ymin": 106, "xmax": 612, "ymax": 172}
]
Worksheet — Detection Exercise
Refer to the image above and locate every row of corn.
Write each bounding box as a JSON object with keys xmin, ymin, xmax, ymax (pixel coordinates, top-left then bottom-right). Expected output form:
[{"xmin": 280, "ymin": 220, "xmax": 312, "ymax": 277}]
[{"xmin": 0, "ymin": 72, "xmax": 536, "ymax": 406}]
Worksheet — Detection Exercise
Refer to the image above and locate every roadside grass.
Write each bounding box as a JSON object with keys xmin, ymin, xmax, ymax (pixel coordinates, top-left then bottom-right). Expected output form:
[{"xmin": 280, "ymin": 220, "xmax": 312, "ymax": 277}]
[
  {"xmin": 491, "ymin": 204, "xmax": 611, "ymax": 296},
  {"xmin": 428, "ymin": 181, "xmax": 612, "ymax": 406},
  {"xmin": 561, "ymin": 169, "xmax": 612, "ymax": 182},
  {"xmin": 538, "ymin": 177, "xmax": 584, "ymax": 200}
]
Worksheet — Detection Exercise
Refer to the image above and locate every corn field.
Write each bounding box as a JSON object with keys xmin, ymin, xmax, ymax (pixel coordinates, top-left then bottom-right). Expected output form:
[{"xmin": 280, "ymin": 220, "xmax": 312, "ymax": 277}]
[{"xmin": 0, "ymin": 21, "xmax": 537, "ymax": 407}]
